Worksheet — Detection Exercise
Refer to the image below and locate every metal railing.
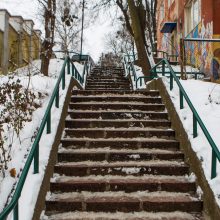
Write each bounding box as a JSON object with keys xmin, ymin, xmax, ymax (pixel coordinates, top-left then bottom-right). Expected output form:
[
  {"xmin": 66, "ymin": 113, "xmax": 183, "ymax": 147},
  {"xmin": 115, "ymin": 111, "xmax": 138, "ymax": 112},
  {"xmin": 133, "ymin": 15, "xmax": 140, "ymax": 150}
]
[
  {"xmin": 0, "ymin": 55, "xmax": 93, "ymax": 220},
  {"xmin": 135, "ymin": 64, "xmax": 204, "ymax": 89},
  {"xmin": 150, "ymin": 59, "xmax": 220, "ymax": 179},
  {"xmin": 153, "ymin": 50, "xmax": 179, "ymax": 63}
]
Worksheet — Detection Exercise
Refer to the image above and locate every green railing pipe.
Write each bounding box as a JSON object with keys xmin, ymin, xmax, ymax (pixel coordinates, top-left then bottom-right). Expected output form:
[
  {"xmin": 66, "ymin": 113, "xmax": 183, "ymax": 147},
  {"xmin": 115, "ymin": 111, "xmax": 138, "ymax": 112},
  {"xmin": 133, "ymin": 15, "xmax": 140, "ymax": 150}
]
[
  {"xmin": 124, "ymin": 54, "xmax": 202, "ymax": 90},
  {"xmin": 150, "ymin": 59, "xmax": 220, "ymax": 179}
]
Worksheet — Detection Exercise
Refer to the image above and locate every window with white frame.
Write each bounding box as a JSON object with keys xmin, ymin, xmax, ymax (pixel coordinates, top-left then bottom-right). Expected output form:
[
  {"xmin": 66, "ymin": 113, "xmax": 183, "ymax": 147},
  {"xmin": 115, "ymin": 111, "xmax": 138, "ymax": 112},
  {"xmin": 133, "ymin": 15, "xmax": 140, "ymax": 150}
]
[{"xmin": 185, "ymin": 0, "xmax": 201, "ymax": 36}]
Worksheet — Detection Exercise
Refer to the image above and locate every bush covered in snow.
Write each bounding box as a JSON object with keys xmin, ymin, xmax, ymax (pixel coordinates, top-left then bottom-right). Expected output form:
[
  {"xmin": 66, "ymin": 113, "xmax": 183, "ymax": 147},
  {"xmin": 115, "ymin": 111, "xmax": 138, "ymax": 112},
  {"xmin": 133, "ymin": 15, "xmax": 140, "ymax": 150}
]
[{"xmin": 0, "ymin": 75, "xmax": 39, "ymax": 177}]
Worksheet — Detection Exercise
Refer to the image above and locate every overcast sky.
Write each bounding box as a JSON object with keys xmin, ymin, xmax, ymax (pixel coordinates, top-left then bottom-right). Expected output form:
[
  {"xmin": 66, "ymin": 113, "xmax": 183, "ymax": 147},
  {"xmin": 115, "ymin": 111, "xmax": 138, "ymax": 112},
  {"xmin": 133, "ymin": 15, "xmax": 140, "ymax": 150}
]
[{"xmin": 1, "ymin": 0, "xmax": 118, "ymax": 61}]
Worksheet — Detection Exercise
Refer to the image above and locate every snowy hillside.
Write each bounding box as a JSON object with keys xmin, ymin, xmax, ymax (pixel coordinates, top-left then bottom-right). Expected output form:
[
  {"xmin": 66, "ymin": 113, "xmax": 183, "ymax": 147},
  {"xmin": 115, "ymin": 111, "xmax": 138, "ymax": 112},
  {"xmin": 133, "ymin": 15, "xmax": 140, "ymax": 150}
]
[
  {"xmin": 163, "ymin": 78, "xmax": 220, "ymax": 206},
  {"xmin": 0, "ymin": 59, "xmax": 83, "ymax": 220}
]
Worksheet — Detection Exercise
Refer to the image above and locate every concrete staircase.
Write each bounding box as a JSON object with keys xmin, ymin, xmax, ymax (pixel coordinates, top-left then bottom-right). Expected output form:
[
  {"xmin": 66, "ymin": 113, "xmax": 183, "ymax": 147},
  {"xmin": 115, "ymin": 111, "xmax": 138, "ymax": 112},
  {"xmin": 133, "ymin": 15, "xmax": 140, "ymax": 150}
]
[{"xmin": 42, "ymin": 67, "xmax": 204, "ymax": 219}]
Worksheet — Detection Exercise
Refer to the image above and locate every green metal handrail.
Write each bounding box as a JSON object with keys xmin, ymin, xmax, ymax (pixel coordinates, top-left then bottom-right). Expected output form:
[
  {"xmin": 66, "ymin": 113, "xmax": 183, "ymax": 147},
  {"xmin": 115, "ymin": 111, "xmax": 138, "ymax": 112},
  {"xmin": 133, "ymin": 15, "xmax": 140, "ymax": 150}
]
[
  {"xmin": 134, "ymin": 61, "xmax": 204, "ymax": 89},
  {"xmin": 150, "ymin": 59, "xmax": 220, "ymax": 179},
  {"xmin": 0, "ymin": 55, "xmax": 93, "ymax": 220}
]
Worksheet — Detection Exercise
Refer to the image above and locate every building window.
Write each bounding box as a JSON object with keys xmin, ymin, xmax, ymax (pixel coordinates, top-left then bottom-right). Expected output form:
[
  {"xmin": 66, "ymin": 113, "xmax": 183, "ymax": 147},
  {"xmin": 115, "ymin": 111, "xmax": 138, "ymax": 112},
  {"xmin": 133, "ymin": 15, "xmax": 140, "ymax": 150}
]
[{"xmin": 185, "ymin": 0, "xmax": 201, "ymax": 35}]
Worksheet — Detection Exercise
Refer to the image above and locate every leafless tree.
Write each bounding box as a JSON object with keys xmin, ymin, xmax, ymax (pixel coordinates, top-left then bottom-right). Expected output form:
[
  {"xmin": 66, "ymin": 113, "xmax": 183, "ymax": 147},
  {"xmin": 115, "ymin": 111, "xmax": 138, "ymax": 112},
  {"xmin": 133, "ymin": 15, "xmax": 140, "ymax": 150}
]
[
  {"xmin": 55, "ymin": 0, "xmax": 81, "ymax": 54},
  {"xmin": 38, "ymin": 0, "xmax": 56, "ymax": 76},
  {"xmin": 93, "ymin": 0, "xmax": 158, "ymax": 79},
  {"xmin": 105, "ymin": 22, "xmax": 135, "ymax": 60}
]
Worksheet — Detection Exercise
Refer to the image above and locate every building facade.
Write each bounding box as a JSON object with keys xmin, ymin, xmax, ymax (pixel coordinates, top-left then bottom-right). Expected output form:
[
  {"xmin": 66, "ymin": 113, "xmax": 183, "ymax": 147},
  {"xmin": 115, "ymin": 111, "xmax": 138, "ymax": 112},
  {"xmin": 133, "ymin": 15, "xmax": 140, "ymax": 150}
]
[
  {"xmin": 157, "ymin": 0, "xmax": 220, "ymax": 77},
  {"xmin": 0, "ymin": 9, "xmax": 42, "ymax": 74}
]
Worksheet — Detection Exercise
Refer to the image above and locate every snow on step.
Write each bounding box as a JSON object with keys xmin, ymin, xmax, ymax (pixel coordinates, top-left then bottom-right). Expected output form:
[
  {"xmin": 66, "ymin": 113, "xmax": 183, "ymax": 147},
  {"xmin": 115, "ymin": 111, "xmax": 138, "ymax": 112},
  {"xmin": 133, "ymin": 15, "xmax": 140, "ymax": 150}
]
[
  {"xmin": 56, "ymin": 160, "xmax": 186, "ymax": 166},
  {"xmin": 42, "ymin": 211, "xmax": 202, "ymax": 220},
  {"xmin": 50, "ymin": 175, "xmax": 196, "ymax": 193},
  {"xmin": 47, "ymin": 191, "xmax": 199, "ymax": 201},
  {"xmin": 57, "ymin": 148, "xmax": 184, "ymax": 162},
  {"xmin": 45, "ymin": 191, "xmax": 202, "ymax": 213},
  {"xmin": 51, "ymin": 174, "xmax": 195, "ymax": 182},
  {"xmin": 58, "ymin": 147, "xmax": 181, "ymax": 154},
  {"xmin": 54, "ymin": 160, "xmax": 189, "ymax": 176},
  {"xmin": 63, "ymin": 128, "xmax": 175, "ymax": 140}
]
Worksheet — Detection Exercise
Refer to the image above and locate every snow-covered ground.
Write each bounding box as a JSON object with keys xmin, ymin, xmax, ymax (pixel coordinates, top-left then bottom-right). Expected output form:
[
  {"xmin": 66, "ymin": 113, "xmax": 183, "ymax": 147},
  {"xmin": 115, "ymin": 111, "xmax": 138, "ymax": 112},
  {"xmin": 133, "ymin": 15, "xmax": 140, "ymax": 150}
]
[
  {"xmin": 162, "ymin": 77, "xmax": 220, "ymax": 206},
  {"xmin": 0, "ymin": 59, "xmax": 84, "ymax": 219}
]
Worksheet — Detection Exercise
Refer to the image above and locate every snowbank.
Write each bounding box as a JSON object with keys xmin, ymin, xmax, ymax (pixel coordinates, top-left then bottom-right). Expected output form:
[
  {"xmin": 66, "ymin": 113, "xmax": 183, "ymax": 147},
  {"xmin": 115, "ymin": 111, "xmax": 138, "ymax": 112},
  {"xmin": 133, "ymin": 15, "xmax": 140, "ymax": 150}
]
[{"xmin": 162, "ymin": 77, "xmax": 220, "ymax": 206}]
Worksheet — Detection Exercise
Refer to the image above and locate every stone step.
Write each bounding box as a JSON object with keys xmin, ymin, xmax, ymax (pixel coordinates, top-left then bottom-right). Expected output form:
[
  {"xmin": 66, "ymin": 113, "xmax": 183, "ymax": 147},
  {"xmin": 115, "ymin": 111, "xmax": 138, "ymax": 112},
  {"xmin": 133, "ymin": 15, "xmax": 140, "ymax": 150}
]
[
  {"xmin": 60, "ymin": 138, "xmax": 179, "ymax": 150},
  {"xmin": 72, "ymin": 90, "xmax": 160, "ymax": 96},
  {"xmin": 84, "ymin": 88, "xmax": 130, "ymax": 91},
  {"xmin": 87, "ymin": 78, "xmax": 129, "ymax": 83},
  {"xmin": 86, "ymin": 81, "xmax": 130, "ymax": 85},
  {"xmin": 50, "ymin": 176, "xmax": 195, "ymax": 193},
  {"xmin": 91, "ymin": 68, "xmax": 124, "ymax": 72},
  {"xmin": 67, "ymin": 111, "xmax": 169, "ymax": 120},
  {"xmin": 68, "ymin": 103, "xmax": 165, "ymax": 111},
  {"xmin": 85, "ymin": 87, "xmax": 131, "ymax": 91},
  {"xmin": 65, "ymin": 119, "xmax": 171, "ymax": 128},
  {"xmin": 54, "ymin": 161, "xmax": 188, "ymax": 176},
  {"xmin": 43, "ymin": 211, "xmax": 204, "ymax": 220},
  {"xmin": 71, "ymin": 96, "xmax": 162, "ymax": 103},
  {"xmin": 45, "ymin": 191, "xmax": 202, "ymax": 213},
  {"xmin": 89, "ymin": 74, "xmax": 125, "ymax": 78},
  {"xmin": 58, "ymin": 148, "xmax": 184, "ymax": 162},
  {"xmin": 64, "ymin": 128, "xmax": 175, "ymax": 139},
  {"xmin": 87, "ymin": 77, "xmax": 128, "ymax": 81},
  {"xmin": 85, "ymin": 85, "xmax": 131, "ymax": 89}
]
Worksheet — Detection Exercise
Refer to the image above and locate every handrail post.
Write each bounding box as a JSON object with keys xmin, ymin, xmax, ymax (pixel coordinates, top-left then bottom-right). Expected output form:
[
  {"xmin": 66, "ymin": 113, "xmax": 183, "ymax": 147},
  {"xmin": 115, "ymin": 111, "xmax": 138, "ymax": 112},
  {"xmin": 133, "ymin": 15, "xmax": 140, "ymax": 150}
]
[
  {"xmin": 62, "ymin": 69, "xmax": 65, "ymax": 90},
  {"xmin": 211, "ymin": 149, "xmax": 217, "ymax": 179},
  {"xmin": 193, "ymin": 114, "xmax": 198, "ymax": 138},
  {"xmin": 180, "ymin": 89, "xmax": 184, "ymax": 109},
  {"xmin": 195, "ymin": 73, "xmax": 198, "ymax": 80},
  {"xmin": 14, "ymin": 203, "xmax": 19, "ymax": 220},
  {"xmin": 153, "ymin": 68, "xmax": 156, "ymax": 78},
  {"xmin": 72, "ymin": 64, "xmax": 75, "ymax": 77},
  {"xmin": 162, "ymin": 61, "xmax": 165, "ymax": 76},
  {"xmin": 55, "ymin": 88, "xmax": 59, "ymax": 108},
  {"xmin": 47, "ymin": 110, "xmax": 51, "ymax": 134},
  {"xmin": 74, "ymin": 68, "xmax": 77, "ymax": 79},
  {"xmin": 170, "ymin": 72, "xmax": 173, "ymax": 90},
  {"xmin": 67, "ymin": 57, "xmax": 70, "ymax": 75},
  {"xmin": 34, "ymin": 143, "xmax": 39, "ymax": 174},
  {"xmin": 82, "ymin": 66, "xmax": 85, "ymax": 84}
]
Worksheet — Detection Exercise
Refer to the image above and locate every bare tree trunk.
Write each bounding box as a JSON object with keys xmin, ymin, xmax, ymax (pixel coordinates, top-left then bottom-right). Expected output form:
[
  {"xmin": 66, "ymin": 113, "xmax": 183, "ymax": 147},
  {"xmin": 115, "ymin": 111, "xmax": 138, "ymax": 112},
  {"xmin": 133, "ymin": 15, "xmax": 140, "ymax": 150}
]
[
  {"xmin": 40, "ymin": 0, "xmax": 56, "ymax": 76},
  {"xmin": 127, "ymin": 0, "xmax": 151, "ymax": 78}
]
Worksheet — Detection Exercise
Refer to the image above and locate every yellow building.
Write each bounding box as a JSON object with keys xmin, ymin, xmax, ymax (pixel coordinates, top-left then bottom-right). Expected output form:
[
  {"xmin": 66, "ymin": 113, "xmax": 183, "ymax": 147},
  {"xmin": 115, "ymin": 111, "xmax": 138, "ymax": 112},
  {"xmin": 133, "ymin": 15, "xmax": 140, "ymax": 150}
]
[
  {"xmin": 0, "ymin": 30, "xmax": 3, "ymax": 72},
  {"xmin": 32, "ymin": 30, "xmax": 41, "ymax": 60},
  {"xmin": 0, "ymin": 9, "xmax": 41, "ymax": 74},
  {"xmin": 8, "ymin": 24, "xmax": 19, "ymax": 71}
]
